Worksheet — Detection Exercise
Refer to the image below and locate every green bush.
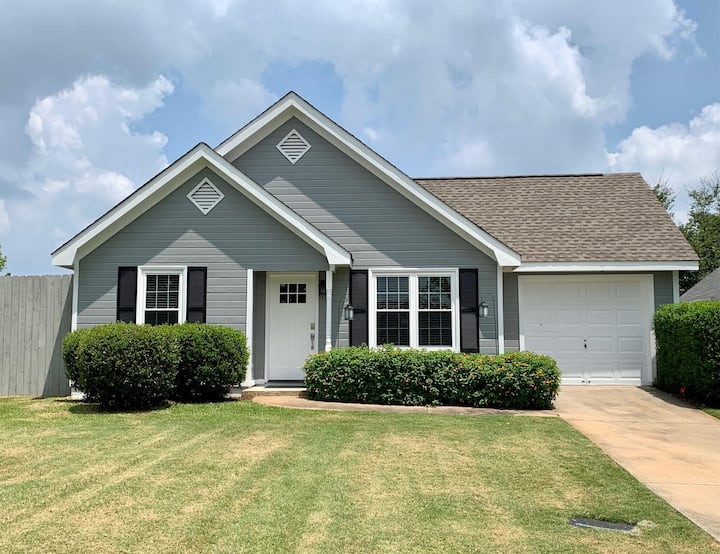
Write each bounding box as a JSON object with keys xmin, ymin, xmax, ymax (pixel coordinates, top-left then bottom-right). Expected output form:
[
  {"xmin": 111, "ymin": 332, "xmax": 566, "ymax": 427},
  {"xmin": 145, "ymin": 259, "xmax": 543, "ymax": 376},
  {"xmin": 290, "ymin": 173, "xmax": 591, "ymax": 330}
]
[
  {"xmin": 654, "ymin": 301, "xmax": 720, "ymax": 406},
  {"xmin": 62, "ymin": 327, "xmax": 91, "ymax": 386},
  {"xmin": 303, "ymin": 346, "xmax": 560, "ymax": 409},
  {"xmin": 171, "ymin": 323, "xmax": 249, "ymax": 402},
  {"xmin": 69, "ymin": 323, "xmax": 179, "ymax": 409},
  {"xmin": 63, "ymin": 323, "xmax": 250, "ymax": 409}
]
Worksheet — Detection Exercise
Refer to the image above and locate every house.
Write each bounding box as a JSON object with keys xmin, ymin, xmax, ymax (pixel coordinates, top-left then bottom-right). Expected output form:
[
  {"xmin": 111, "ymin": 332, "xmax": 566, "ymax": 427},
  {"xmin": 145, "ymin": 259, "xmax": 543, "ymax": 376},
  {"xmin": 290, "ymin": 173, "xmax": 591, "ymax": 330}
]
[
  {"xmin": 680, "ymin": 267, "xmax": 720, "ymax": 301},
  {"xmin": 52, "ymin": 92, "xmax": 698, "ymax": 386}
]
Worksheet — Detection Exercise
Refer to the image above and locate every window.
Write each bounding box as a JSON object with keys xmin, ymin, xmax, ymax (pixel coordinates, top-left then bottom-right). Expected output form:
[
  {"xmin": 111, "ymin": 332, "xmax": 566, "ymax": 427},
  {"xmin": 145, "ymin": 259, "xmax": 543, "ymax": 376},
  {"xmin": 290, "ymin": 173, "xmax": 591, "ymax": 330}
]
[
  {"xmin": 279, "ymin": 283, "xmax": 307, "ymax": 304},
  {"xmin": 371, "ymin": 271, "xmax": 458, "ymax": 349},
  {"xmin": 137, "ymin": 267, "xmax": 186, "ymax": 325},
  {"xmin": 376, "ymin": 276, "xmax": 410, "ymax": 346}
]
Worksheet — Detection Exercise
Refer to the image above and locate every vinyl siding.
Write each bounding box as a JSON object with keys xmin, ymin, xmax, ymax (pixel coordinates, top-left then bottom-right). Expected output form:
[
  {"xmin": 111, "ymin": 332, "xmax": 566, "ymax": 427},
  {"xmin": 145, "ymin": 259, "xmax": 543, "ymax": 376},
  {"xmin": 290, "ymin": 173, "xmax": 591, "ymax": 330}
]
[
  {"xmin": 503, "ymin": 273, "xmax": 520, "ymax": 352},
  {"xmin": 253, "ymin": 271, "xmax": 266, "ymax": 379},
  {"xmin": 77, "ymin": 168, "xmax": 328, "ymax": 330},
  {"xmin": 653, "ymin": 271, "xmax": 674, "ymax": 309},
  {"xmin": 232, "ymin": 118, "xmax": 499, "ymax": 348}
]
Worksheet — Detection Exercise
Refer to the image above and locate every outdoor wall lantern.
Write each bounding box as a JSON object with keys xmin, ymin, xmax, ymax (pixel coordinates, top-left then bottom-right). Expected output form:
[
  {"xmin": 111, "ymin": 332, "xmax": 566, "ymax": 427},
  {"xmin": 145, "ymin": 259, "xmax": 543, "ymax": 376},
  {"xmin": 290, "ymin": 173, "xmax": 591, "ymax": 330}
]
[
  {"xmin": 343, "ymin": 304, "xmax": 354, "ymax": 321},
  {"xmin": 318, "ymin": 279, "xmax": 326, "ymax": 295},
  {"xmin": 479, "ymin": 301, "xmax": 490, "ymax": 318}
]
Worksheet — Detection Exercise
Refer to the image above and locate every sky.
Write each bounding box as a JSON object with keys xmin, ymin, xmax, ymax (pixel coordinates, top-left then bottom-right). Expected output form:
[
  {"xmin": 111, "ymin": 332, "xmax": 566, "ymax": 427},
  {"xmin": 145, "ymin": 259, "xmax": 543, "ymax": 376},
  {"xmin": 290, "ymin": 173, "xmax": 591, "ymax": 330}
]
[{"xmin": 0, "ymin": 0, "xmax": 718, "ymax": 275}]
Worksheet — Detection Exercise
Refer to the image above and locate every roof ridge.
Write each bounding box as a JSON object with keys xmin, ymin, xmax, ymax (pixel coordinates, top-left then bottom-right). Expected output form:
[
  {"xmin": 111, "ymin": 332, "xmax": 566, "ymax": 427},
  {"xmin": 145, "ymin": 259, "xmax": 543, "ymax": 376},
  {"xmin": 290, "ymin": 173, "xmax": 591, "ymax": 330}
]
[{"xmin": 415, "ymin": 172, "xmax": 640, "ymax": 180}]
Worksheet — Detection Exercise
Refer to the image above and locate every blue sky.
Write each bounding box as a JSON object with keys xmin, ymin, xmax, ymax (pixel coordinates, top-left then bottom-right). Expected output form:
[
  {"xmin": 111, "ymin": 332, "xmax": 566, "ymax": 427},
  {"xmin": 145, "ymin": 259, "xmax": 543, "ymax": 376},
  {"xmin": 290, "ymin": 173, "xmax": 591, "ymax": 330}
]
[{"xmin": 0, "ymin": 0, "xmax": 717, "ymax": 274}]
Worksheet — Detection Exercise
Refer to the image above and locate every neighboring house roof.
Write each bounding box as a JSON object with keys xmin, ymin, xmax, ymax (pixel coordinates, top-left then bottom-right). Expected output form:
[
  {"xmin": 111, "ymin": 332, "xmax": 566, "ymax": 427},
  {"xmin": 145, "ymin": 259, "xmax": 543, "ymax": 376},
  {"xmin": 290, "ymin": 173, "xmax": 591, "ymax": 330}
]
[
  {"xmin": 216, "ymin": 92, "xmax": 522, "ymax": 267},
  {"xmin": 51, "ymin": 143, "xmax": 352, "ymax": 268},
  {"xmin": 681, "ymin": 267, "xmax": 720, "ymax": 301},
  {"xmin": 416, "ymin": 173, "xmax": 699, "ymax": 270}
]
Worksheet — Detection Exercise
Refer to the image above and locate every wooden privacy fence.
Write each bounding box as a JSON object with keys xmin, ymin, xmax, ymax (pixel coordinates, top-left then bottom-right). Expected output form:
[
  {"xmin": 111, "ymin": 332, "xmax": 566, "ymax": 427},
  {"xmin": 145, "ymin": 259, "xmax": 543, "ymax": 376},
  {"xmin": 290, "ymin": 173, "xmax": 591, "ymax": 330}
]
[{"xmin": 0, "ymin": 275, "xmax": 72, "ymax": 396}]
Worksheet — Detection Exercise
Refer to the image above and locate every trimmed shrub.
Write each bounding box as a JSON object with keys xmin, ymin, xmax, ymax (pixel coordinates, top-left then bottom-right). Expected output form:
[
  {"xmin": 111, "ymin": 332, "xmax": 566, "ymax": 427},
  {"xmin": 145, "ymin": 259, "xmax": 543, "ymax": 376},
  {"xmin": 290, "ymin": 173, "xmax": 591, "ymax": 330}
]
[
  {"xmin": 62, "ymin": 327, "xmax": 91, "ymax": 386},
  {"xmin": 171, "ymin": 323, "xmax": 249, "ymax": 402},
  {"xmin": 654, "ymin": 301, "xmax": 720, "ymax": 406},
  {"xmin": 303, "ymin": 346, "xmax": 560, "ymax": 409},
  {"xmin": 66, "ymin": 323, "xmax": 180, "ymax": 409}
]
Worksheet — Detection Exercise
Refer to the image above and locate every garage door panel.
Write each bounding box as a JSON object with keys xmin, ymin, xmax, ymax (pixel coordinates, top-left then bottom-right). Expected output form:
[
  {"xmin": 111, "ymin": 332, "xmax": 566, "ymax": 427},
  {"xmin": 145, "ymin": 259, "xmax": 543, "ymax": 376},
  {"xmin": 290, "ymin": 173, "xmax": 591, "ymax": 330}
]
[
  {"xmin": 617, "ymin": 309, "xmax": 642, "ymax": 325},
  {"xmin": 618, "ymin": 337, "xmax": 644, "ymax": 353},
  {"xmin": 519, "ymin": 275, "xmax": 651, "ymax": 385},
  {"xmin": 557, "ymin": 310, "xmax": 584, "ymax": 325},
  {"xmin": 588, "ymin": 336, "xmax": 614, "ymax": 353},
  {"xmin": 586, "ymin": 309, "xmax": 614, "ymax": 325}
]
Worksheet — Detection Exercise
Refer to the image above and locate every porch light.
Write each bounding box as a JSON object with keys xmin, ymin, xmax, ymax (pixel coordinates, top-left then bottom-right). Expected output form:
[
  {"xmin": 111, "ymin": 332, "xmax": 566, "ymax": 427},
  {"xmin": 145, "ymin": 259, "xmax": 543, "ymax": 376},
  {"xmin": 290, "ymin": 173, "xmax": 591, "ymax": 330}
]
[
  {"xmin": 319, "ymin": 279, "xmax": 326, "ymax": 295},
  {"xmin": 343, "ymin": 304, "xmax": 354, "ymax": 321},
  {"xmin": 479, "ymin": 301, "xmax": 489, "ymax": 318}
]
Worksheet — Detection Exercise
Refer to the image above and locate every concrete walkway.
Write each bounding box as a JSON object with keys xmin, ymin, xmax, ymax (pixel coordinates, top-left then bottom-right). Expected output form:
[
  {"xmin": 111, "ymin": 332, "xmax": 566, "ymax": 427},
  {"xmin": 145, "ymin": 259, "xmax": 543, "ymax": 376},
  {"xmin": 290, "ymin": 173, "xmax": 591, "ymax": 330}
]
[{"xmin": 554, "ymin": 386, "xmax": 720, "ymax": 541}]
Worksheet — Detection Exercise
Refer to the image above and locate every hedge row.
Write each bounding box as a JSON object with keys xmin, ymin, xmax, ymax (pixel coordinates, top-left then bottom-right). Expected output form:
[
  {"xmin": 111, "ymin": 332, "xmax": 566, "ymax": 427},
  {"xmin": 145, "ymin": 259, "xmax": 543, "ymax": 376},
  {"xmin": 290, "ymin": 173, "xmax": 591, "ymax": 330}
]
[
  {"xmin": 63, "ymin": 323, "xmax": 249, "ymax": 409},
  {"xmin": 303, "ymin": 346, "xmax": 560, "ymax": 409},
  {"xmin": 654, "ymin": 301, "xmax": 720, "ymax": 406}
]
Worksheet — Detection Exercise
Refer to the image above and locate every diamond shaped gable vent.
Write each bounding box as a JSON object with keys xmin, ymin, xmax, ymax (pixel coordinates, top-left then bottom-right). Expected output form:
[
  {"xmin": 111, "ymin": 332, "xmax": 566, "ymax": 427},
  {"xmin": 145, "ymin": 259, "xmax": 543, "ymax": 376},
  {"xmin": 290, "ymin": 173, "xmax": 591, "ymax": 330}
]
[
  {"xmin": 276, "ymin": 129, "xmax": 311, "ymax": 164},
  {"xmin": 187, "ymin": 178, "xmax": 225, "ymax": 215}
]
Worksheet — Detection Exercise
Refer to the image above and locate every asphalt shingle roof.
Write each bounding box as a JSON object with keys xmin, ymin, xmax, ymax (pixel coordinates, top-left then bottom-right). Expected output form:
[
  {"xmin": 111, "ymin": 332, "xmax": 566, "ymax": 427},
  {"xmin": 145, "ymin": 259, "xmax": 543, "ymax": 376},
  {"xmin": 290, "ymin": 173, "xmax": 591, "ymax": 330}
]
[
  {"xmin": 416, "ymin": 172, "xmax": 698, "ymax": 263},
  {"xmin": 681, "ymin": 267, "xmax": 720, "ymax": 301}
]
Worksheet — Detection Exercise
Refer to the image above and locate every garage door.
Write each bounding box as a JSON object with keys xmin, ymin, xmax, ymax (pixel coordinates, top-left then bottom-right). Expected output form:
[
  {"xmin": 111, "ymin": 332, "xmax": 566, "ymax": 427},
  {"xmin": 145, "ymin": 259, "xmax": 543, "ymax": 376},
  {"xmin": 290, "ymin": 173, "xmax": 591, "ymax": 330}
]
[{"xmin": 518, "ymin": 275, "xmax": 653, "ymax": 385}]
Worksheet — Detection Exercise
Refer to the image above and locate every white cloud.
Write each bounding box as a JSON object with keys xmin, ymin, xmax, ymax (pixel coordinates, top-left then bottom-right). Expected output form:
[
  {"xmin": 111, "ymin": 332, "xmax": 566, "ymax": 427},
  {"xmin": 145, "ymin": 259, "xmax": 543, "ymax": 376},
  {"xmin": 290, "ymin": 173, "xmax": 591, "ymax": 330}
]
[
  {"xmin": 1, "ymin": 75, "xmax": 173, "ymax": 273},
  {"xmin": 607, "ymin": 103, "xmax": 720, "ymax": 221},
  {"xmin": 0, "ymin": 200, "xmax": 9, "ymax": 233}
]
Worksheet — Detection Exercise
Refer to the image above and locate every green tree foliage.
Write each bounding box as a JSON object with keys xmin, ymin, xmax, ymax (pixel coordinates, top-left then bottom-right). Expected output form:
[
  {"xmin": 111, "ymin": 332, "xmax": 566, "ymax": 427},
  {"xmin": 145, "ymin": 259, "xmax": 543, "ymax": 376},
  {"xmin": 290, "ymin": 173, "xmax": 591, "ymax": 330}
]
[
  {"xmin": 651, "ymin": 178, "xmax": 675, "ymax": 216},
  {"xmin": 0, "ymin": 243, "xmax": 6, "ymax": 273},
  {"xmin": 679, "ymin": 173, "xmax": 720, "ymax": 292},
  {"xmin": 652, "ymin": 173, "xmax": 720, "ymax": 293}
]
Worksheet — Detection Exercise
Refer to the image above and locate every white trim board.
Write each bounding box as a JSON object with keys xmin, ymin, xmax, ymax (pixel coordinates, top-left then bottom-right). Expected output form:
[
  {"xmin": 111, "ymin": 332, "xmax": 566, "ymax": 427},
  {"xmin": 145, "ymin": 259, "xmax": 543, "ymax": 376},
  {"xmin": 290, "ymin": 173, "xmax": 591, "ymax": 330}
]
[
  {"xmin": 513, "ymin": 261, "xmax": 699, "ymax": 272},
  {"xmin": 216, "ymin": 92, "xmax": 521, "ymax": 267},
  {"xmin": 51, "ymin": 144, "xmax": 351, "ymax": 268}
]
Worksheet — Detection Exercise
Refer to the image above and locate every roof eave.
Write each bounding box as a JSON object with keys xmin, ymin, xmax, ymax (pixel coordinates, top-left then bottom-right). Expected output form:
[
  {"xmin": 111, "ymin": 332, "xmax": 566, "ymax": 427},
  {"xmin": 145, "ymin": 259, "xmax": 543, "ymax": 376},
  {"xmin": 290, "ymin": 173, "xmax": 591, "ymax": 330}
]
[{"xmin": 512, "ymin": 261, "xmax": 700, "ymax": 272}]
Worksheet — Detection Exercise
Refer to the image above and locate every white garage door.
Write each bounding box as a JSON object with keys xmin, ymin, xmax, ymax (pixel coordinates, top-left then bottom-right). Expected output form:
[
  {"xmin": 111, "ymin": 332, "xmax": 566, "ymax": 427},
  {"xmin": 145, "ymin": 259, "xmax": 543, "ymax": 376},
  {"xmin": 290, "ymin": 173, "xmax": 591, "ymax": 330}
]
[{"xmin": 518, "ymin": 275, "xmax": 653, "ymax": 385}]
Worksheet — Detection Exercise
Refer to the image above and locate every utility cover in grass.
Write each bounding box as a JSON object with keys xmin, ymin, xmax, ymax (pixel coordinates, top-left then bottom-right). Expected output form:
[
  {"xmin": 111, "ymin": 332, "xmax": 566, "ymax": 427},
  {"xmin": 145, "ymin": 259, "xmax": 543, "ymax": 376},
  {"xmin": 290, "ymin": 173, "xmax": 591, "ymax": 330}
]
[{"xmin": 570, "ymin": 518, "xmax": 636, "ymax": 533}]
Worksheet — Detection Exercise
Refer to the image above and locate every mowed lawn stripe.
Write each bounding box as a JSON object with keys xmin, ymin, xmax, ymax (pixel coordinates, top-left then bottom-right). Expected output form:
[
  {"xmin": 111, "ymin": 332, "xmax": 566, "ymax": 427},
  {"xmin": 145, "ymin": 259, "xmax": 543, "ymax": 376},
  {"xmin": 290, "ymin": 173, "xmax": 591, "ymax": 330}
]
[{"xmin": 0, "ymin": 398, "xmax": 717, "ymax": 553}]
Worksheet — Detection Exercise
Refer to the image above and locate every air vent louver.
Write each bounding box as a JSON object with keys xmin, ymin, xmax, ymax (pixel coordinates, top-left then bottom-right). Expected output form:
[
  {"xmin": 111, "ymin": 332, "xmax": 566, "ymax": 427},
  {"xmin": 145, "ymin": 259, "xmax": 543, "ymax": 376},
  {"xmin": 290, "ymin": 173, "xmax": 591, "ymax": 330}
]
[
  {"xmin": 276, "ymin": 129, "xmax": 311, "ymax": 164},
  {"xmin": 187, "ymin": 178, "xmax": 225, "ymax": 215}
]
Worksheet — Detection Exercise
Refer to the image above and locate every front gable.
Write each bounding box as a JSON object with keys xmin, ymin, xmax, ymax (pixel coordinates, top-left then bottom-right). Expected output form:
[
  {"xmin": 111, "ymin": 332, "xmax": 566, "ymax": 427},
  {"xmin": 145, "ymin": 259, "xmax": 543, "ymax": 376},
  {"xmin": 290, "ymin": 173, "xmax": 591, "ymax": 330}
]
[
  {"xmin": 217, "ymin": 92, "xmax": 521, "ymax": 267},
  {"xmin": 233, "ymin": 117, "xmax": 496, "ymax": 271}
]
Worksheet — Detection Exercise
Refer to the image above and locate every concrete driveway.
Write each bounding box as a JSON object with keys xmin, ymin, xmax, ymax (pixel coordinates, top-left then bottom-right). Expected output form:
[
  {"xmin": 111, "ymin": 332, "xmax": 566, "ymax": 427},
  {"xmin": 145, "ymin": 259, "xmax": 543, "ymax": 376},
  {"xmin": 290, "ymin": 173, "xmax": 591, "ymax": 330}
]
[{"xmin": 554, "ymin": 386, "xmax": 720, "ymax": 541}]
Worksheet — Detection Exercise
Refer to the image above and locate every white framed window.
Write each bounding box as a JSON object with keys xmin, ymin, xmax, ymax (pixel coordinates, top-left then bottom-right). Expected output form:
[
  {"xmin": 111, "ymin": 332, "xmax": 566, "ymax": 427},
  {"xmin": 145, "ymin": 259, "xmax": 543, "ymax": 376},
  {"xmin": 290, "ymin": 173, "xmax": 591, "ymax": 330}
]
[
  {"xmin": 369, "ymin": 269, "xmax": 459, "ymax": 350},
  {"xmin": 136, "ymin": 266, "xmax": 187, "ymax": 325}
]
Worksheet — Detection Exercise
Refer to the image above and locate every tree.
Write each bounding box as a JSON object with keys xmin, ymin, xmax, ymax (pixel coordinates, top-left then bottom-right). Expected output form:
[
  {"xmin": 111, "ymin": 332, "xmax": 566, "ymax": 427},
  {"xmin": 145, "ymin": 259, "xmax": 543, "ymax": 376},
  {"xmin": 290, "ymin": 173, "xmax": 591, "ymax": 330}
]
[
  {"xmin": 651, "ymin": 176, "xmax": 676, "ymax": 217},
  {"xmin": 679, "ymin": 172, "xmax": 720, "ymax": 292},
  {"xmin": 0, "ymin": 243, "xmax": 5, "ymax": 274}
]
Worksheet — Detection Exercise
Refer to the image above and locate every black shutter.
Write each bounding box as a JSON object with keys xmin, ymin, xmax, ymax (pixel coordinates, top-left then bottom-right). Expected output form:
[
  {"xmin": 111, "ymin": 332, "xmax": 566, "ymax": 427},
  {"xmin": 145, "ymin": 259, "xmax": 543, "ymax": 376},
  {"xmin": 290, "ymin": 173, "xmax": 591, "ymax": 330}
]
[
  {"xmin": 350, "ymin": 270, "xmax": 368, "ymax": 346},
  {"xmin": 459, "ymin": 268, "xmax": 479, "ymax": 353},
  {"xmin": 186, "ymin": 267, "xmax": 207, "ymax": 323},
  {"xmin": 117, "ymin": 266, "xmax": 138, "ymax": 323}
]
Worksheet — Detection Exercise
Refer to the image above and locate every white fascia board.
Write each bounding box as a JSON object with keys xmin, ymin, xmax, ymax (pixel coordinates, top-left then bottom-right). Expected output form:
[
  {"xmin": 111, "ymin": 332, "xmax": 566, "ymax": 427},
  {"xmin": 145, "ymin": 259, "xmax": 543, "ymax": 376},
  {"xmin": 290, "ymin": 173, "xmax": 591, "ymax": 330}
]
[
  {"xmin": 216, "ymin": 93, "xmax": 521, "ymax": 266},
  {"xmin": 52, "ymin": 145, "xmax": 209, "ymax": 267},
  {"xmin": 52, "ymin": 143, "xmax": 351, "ymax": 267},
  {"xmin": 513, "ymin": 261, "xmax": 699, "ymax": 272}
]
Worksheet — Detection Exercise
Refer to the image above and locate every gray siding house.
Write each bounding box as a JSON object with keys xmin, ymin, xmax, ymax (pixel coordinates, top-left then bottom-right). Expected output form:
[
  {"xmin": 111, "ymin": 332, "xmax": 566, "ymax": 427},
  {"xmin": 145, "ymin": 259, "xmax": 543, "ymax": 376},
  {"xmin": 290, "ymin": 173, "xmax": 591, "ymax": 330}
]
[{"xmin": 52, "ymin": 93, "xmax": 698, "ymax": 386}]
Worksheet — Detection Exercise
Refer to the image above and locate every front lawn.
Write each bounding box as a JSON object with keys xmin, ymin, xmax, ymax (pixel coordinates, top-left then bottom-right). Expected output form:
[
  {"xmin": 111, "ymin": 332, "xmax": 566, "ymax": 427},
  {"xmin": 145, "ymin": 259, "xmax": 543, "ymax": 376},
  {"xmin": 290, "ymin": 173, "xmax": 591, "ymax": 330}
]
[{"xmin": 0, "ymin": 398, "xmax": 716, "ymax": 553}]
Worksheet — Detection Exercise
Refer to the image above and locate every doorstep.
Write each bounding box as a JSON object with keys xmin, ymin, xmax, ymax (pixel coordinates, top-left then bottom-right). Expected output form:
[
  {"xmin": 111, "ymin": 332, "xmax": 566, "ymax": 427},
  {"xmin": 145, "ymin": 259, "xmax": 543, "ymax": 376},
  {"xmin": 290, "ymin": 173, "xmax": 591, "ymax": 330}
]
[{"xmin": 237, "ymin": 384, "xmax": 307, "ymax": 400}]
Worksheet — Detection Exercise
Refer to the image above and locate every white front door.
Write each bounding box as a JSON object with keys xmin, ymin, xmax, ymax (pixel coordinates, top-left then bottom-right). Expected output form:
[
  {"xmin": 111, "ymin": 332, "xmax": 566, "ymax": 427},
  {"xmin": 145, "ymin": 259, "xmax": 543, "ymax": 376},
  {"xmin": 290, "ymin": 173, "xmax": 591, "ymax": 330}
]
[
  {"xmin": 518, "ymin": 275, "xmax": 653, "ymax": 385},
  {"xmin": 265, "ymin": 273, "xmax": 318, "ymax": 381}
]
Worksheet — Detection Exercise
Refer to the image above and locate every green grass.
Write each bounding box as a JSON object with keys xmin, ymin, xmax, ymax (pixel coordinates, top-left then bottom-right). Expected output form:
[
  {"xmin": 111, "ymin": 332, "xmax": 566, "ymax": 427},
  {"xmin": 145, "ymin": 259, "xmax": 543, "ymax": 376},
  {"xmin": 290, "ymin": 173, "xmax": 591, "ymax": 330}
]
[
  {"xmin": 702, "ymin": 407, "xmax": 720, "ymax": 419},
  {"xmin": 0, "ymin": 398, "xmax": 716, "ymax": 553}
]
